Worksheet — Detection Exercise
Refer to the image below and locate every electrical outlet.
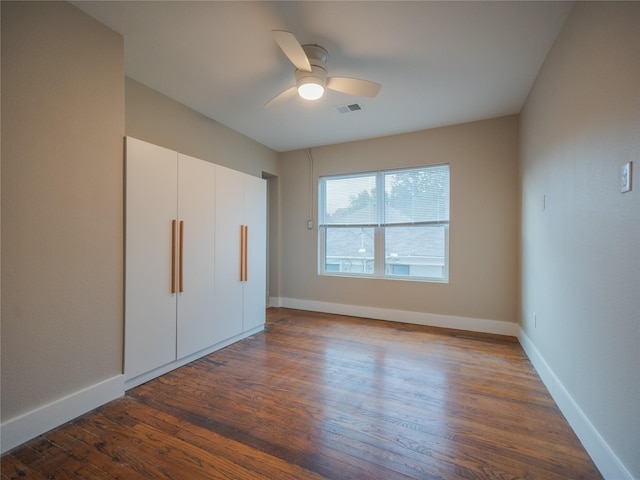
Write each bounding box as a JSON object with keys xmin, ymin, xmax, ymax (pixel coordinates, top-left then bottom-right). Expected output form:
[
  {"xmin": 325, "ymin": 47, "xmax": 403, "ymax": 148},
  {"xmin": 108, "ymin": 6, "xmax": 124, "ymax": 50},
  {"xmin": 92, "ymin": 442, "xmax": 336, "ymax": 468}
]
[
  {"xmin": 621, "ymin": 162, "xmax": 632, "ymax": 193},
  {"xmin": 533, "ymin": 313, "xmax": 537, "ymax": 328},
  {"xmin": 307, "ymin": 220, "xmax": 313, "ymax": 230}
]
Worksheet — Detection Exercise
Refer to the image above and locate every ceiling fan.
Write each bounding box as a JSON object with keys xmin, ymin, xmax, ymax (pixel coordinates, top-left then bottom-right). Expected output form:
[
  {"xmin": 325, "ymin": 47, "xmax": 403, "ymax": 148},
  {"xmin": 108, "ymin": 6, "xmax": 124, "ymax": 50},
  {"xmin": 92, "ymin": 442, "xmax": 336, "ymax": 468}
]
[{"xmin": 266, "ymin": 30, "xmax": 381, "ymax": 107}]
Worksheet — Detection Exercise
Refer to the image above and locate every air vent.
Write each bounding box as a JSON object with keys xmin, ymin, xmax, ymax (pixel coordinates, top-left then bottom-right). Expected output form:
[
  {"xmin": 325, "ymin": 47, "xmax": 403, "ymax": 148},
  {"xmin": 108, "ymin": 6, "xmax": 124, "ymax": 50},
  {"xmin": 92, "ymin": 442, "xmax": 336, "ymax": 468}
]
[{"xmin": 336, "ymin": 103, "xmax": 363, "ymax": 114}]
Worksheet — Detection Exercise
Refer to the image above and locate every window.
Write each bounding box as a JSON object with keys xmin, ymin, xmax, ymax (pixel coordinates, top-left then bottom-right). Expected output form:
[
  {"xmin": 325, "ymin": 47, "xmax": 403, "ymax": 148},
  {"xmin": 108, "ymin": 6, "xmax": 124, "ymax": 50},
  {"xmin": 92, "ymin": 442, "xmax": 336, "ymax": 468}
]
[{"xmin": 319, "ymin": 164, "xmax": 449, "ymax": 282}]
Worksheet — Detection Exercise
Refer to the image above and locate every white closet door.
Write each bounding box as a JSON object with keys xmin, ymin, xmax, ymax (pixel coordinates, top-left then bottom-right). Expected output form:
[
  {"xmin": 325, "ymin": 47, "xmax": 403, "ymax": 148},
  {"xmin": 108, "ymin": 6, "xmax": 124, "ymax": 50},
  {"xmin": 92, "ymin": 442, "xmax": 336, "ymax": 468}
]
[
  {"xmin": 176, "ymin": 154, "xmax": 216, "ymax": 359},
  {"xmin": 243, "ymin": 175, "xmax": 267, "ymax": 331},
  {"xmin": 124, "ymin": 137, "xmax": 178, "ymax": 380},
  {"xmin": 213, "ymin": 165, "xmax": 244, "ymax": 342}
]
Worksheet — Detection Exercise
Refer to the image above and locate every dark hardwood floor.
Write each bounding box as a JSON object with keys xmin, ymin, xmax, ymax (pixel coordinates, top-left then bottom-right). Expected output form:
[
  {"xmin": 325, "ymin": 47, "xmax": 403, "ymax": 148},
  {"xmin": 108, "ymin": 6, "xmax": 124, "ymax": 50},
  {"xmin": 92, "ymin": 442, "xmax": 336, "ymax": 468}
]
[{"xmin": 1, "ymin": 308, "xmax": 602, "ymax": 479}]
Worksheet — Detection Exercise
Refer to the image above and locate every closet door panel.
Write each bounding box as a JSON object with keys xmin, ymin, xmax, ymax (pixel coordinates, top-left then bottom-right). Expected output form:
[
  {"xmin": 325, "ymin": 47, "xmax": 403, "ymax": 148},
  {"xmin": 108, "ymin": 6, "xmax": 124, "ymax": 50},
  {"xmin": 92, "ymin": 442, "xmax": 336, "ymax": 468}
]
[
  {"xmin": 243, "ymin": 175, "xmax": 267, "ymax": 331},
  {"xmin": 213, "ymin": 165, "xmax": 244, "ymax": 342},
  {"xmin": 124, "ymin": 137, "xmax": 178, "ymax": 380},
  {"xmin": 176, "ymin": 154, "xmax": 216, "ymax": 359}
]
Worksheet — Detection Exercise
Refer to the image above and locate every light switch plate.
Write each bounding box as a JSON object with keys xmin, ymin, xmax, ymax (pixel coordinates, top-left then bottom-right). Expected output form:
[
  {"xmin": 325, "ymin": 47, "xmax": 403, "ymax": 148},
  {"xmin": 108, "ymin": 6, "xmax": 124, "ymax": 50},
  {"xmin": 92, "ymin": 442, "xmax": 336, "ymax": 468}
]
[{"xmin": 621, "ymin": 162, "xmax": 632, "ymax": 193}]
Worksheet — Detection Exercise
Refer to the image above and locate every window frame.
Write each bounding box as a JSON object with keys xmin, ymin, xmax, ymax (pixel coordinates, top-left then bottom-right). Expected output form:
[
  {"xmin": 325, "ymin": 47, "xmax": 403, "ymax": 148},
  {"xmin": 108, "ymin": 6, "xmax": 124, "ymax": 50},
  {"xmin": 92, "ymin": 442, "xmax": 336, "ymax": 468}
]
[{"xmin": 318, "ymin": 163, "xmax": 450, "ymax": 283}]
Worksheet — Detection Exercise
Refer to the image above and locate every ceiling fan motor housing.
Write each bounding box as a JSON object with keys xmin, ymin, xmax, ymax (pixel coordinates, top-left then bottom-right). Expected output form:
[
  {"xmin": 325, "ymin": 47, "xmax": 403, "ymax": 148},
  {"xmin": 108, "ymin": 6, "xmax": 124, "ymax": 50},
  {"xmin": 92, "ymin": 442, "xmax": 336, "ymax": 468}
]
[
  {"xmin": 295, "ymin": 64, "xmax": 327, "ymax": 88},
  {"xmin": 295, "ymin": 44, "xmax": 328, "ymax": 88},
  {"xmin": 302, "ymin": 44, "xmax": 328, "ymax": 65}
]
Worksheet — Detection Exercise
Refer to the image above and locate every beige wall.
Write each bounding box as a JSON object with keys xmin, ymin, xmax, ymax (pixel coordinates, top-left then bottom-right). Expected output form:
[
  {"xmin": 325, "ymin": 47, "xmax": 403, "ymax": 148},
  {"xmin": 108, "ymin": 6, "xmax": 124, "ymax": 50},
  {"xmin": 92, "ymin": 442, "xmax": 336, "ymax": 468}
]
[
  {"xmin": 520, "ymin": 2, "xmax": 639, "ymax": 477},
  {"xmin": 1, "ymin": 1, "xmax": 124, "ymax": 421},
  {"xmin": 125, "ymin": 78, "xmax": 278, "ymax": 178},
  {"xmin": 275, "ymin": 115, "xmax": 520, "ymax": 324}
]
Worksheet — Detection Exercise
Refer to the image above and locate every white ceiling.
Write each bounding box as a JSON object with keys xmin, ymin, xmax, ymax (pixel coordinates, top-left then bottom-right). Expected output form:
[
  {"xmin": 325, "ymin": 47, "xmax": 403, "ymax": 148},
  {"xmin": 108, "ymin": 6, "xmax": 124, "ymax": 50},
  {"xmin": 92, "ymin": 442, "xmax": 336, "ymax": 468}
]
[{"xmin": 73, "ymin": 1, "xmax": 573, "ymax": 152}]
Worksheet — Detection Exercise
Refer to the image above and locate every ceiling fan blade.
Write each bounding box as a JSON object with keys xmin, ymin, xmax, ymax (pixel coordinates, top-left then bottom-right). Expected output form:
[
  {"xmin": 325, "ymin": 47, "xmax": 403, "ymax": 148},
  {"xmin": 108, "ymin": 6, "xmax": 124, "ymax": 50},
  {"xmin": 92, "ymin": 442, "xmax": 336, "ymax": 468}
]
[
  {"xmin": 272, "ymin": 30, "xmax": 312, "ymax": 72},
  {"xmin": 265, "ymin": 86, "xmax": 298, "ymax": 107},
  {"xmin": 327, "ymin": 77, "xmax": 381, "ymax": 98}
]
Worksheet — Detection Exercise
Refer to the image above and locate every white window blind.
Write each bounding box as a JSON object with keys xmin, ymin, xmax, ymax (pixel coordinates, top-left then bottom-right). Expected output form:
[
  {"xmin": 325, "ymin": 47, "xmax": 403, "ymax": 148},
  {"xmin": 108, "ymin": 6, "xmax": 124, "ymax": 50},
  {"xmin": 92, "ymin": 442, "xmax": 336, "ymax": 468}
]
[
  {"xmin": 320, "ymin": 173, "xmax": 377, "ymax": 226},
  {"xmin": 383, "ymin": 165, "xmax": 449, "ymax": 226}
]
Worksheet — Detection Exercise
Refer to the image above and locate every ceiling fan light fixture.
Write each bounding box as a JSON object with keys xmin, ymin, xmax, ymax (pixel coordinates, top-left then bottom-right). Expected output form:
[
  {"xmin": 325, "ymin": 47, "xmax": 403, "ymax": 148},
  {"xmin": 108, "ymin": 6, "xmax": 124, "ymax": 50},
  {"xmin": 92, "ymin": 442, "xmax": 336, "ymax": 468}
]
[
  {"xmin": 295, "ymin": 65, "xmax": 327, "ymax": 101},
  {"xmin": 297, "ymin": 80, "xmax": 325, "ymax": 100},
  {"xmin": 268, "ymin": 32, "xmax": 381, "ymax": 107}
]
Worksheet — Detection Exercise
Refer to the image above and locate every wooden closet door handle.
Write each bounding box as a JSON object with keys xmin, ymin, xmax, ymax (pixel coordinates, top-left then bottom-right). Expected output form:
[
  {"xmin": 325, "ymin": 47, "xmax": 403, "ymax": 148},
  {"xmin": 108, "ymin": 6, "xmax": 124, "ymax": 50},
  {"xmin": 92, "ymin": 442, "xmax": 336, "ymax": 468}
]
[
  {"xmin": 171, "ymin": 220, "xmax": 177, "ymax": 294},
  {"xmin": 239, "ymin": 225, "xmax": 245, "ymax": 281},
  {"xmin": 179, "ymin": 221, "xmax": 184, "ymax": 293},
  {"xmin": 243, "ymin": 225, "xmax": 248, "ymax": 282}
]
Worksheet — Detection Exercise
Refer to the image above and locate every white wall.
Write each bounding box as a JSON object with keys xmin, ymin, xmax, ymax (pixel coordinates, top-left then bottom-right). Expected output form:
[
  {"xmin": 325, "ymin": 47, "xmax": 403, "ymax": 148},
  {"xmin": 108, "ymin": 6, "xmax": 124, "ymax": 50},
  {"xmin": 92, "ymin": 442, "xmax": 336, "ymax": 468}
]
[
  {"xmin": 1, "ymin": 0, "xmax": 125, "ymax": 449},
  {"xmin": 274, "ymin": 116, "xmax": 520, "ymax": 333},
  {"xmin": 520, "ymin": 2, "xmax": 640, "ymax": 478}
]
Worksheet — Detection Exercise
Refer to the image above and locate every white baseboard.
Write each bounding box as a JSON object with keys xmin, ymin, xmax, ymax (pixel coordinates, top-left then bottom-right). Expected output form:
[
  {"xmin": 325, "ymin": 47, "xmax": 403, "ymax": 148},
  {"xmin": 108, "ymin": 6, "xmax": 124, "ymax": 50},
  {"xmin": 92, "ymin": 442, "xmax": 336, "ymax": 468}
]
[
  {"xmin": 518, "ymin": 330, "xmax": 633, "ymax": 480},
  {"xmin": 270, "ymin": 297, "xmax": 520, "ymax": 337},
  {"xmin": 1, "ymin": 374, "xmax": 124, "ymax": 455}
]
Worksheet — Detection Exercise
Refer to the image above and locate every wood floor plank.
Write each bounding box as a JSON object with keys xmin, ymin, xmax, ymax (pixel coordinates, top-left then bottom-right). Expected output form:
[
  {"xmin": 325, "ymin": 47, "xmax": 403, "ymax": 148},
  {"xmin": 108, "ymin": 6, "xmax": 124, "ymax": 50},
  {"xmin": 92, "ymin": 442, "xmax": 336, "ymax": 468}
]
[
  {"xmin": 106, "ymin": 398, "xmax": 329, "ymax": 480},
  {"xmin": 0, "ymin": 453, "xmax": 48, "ymax": 480},
  {"xmin": 130, "ymin": 381, "xmax": 420, "ymax": 480},
  {"xmin": 152, "ymin": 359, "xmax": 532, "ymax": 478},
  {"xmin": 1, "ymin": 308, "xmax": 602, "ymax": 479},
  {"xmin": 46, "ymin": 421, "xmax": 148, "ymax": 480},
  {"xmin": 7, "ymin": 436, "xmax": 111, "ymax": 480}
]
